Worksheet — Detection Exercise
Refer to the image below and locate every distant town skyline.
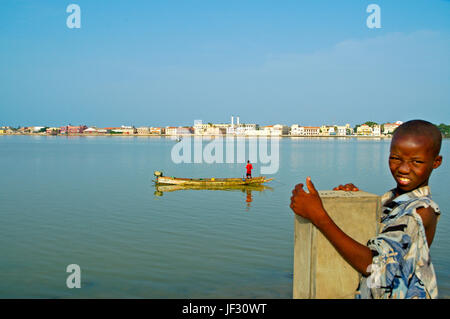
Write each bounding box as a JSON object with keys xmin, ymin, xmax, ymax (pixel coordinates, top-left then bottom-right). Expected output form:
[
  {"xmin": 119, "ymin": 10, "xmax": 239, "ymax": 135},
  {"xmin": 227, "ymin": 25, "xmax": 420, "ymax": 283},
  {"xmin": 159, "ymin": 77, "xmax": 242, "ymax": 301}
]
[
  {"xmin": 0, "ymin": 120, "xmax": 401, "ymax": 137},
  {"xmin": 0, "ymin": 118, "xmax": 407, "ymax": 130},
  {"xmin": 1, "ymin": 1, "xmax": 449, "ymax": 128}
]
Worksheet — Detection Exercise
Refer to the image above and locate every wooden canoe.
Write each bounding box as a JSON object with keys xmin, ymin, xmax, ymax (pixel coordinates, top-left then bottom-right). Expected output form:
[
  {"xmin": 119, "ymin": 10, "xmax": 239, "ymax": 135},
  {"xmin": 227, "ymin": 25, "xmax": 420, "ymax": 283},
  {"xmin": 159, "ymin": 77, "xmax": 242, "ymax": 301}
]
[
  {"xmin": 155, "ymin": 183, "xmax": 273, "ymax": 193},
  {"xmin": 155, "ymin": 175, "xmax": 273, "ymax": 186}
]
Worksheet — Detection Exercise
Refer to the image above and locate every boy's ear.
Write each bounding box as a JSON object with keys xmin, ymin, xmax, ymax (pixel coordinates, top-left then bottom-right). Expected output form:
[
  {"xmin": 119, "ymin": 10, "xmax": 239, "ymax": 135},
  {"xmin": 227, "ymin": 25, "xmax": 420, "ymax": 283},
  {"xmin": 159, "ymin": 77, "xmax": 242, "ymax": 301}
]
[{"xmin": 433, "ymin": 155, "xmax": 442, "ymax": 169}]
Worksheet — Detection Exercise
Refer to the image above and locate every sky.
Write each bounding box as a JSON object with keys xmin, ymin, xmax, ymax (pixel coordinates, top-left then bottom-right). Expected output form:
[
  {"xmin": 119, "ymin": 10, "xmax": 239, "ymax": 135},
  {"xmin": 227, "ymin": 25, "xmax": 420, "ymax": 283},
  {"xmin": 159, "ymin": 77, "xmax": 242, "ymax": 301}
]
[{"xmin": 1, "ymin": 0, "xmax": 449, "ymax": 127}]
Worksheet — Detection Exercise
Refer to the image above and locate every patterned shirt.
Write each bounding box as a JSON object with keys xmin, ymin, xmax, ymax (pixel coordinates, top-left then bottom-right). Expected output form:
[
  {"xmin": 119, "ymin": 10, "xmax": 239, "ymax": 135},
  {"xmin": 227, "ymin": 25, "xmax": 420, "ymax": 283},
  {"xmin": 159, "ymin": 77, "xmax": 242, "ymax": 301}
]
[{"xmin": 355, "ymin": 186, "xmax": 440, "ymax": 299}]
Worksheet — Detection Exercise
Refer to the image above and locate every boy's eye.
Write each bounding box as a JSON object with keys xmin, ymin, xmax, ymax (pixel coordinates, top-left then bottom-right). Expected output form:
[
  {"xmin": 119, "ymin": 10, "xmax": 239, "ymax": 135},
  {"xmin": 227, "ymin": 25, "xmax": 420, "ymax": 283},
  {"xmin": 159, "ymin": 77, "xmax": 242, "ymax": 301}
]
[{"xmin": 389, "ymin": 156, "xmax": 400, "ymax": 161}]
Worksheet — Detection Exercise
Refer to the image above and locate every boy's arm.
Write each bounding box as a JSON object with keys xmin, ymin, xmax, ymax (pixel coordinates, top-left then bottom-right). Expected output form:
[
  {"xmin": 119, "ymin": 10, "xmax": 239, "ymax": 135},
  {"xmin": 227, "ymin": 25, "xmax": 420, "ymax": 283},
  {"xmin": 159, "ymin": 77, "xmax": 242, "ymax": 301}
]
[
  {"xmin": 290, "ymin": 177, "xmax": 373, "ymax": 276},
  {"xmin": 416, "ymin": 206, "xmax": 438, "ymax": 247}
]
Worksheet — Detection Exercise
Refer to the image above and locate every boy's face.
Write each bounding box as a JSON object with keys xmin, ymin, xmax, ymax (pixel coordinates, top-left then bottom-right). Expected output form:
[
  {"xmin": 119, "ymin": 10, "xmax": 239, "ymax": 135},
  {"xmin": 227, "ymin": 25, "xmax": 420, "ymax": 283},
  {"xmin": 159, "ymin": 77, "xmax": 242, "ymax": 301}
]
[{"xmin": 389, "ymin": 134, "xmax": 442, "ymax": 193}]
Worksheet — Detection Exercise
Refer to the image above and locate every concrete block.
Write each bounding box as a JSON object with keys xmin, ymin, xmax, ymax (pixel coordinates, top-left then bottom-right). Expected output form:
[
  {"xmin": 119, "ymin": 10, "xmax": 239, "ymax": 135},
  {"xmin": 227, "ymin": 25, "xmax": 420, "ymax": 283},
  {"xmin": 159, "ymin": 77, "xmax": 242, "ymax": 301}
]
[{"xmin": 293, "ymin": 190, "xmax": 381, "ymax": 299}]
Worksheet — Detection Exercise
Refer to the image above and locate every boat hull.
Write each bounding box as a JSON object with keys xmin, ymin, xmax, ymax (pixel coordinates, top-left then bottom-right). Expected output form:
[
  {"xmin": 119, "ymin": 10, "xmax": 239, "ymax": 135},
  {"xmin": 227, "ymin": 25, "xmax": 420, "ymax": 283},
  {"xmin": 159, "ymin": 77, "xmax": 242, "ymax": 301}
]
[{"xmin": 155, "ymin": 183, "xmax": 273, "ymax": 193}]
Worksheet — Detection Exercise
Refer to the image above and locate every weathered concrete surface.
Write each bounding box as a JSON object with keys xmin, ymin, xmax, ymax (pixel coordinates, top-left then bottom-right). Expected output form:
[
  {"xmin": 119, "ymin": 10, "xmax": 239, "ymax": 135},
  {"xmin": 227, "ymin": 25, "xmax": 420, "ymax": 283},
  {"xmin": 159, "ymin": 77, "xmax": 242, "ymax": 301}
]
[{"xmin": 293, "ymin": 190, "xmax": 381, "ymax": 299}]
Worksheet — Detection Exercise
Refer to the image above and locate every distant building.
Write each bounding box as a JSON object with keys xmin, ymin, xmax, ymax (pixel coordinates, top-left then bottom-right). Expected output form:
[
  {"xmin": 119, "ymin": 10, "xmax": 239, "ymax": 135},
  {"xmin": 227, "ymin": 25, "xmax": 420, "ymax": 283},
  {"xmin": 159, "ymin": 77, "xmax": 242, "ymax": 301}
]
[
  {"xmin": 165, "ymin": 127, "xmax": 178, "ymax": 135},
  {"xmin": 177, "ymin": 127, "xmax": 194, "ymax": 135},
  {"xmin": 83, "ymin": 127, "xmax": 99, "ymax": 134},
  {"xmin": 193, "ymin": 123, "xmax": 209, "ymax": 135},
  {"xmin": 0, "ymin": 127, "xmax": 14, "ymax": 134},
  {"xmin": 103, "ymin": 127, "xmax": 122, "ymax": 134},
  {"xmin": 297, "ymin": 124, "xmax": 353, "ymax": 136},
  {"xmin": 46, "ymin": 127, "xmax": 61, "ymax": 135},
  {"xmin": 102, "ymin": 126, "xmax": 136, "ymax": 135},
  {"xmin": 320, "ymin": 125, "xmax": 340, "ymax": 136},
  {"xmin": 383, "ymin": 122, "xmax": 402, "ymax": 134},
  {"xmin": 235, "ymin": 124, "xmax": 259, "ymax": 135},
  {"xmin": 150, "ymin": 127, "xmax": 165, "ymax": 135},
  {"xmin": 193, "ymin": 123, "xmax": 227, "ymax": 135},
  {"xmin": 136, "ymin": 127, "xmax": 151, "ymax": 135},
  {"xmin": 290, "ymin": 125, "xmax": 320, "ymax": 136},
  {"xmin": 246, "ymin": 129, "xmax": 268, "ymax": 136},
  {"xmin": 303, "ymin": 126, "xmax": 321, "ymax": 136},
  {"xmin": 336, "ymin": 124, "xmax": 353, "ymax": 136},
  {"xmin": 226, "ymin": 116, "xmax": 259, "ymax": 135},
  {"xmin": 29, "ymin": 126, "xmax": 45, "ymax": 133},
  {"xmin": 17, "ymin": 127, "xmax": 30, "ymax": 134},
  {"xmin": 356, "ymin": 124, "xmax": 372, "ymax": 136},
  {"xmin": 121, "ymin": 127, "xmax": 136, "ymax": 135},
  {"xmin": 262, "ymin": 124, "xmax": 289, "ymax": 136},
  {"xmin": 290, "ymin": 124, "xmax": 304, "ymax": 136},
  {"xmin": 373, "ymin": 125, "xmax": 381, "ymax": 136},
  {"xmin": 60, "ymin": 125, "xmax": 88, "ymax": 134},
  {"xmin": 328, "ymin": 127, "xmax": 336, "ymax": 136},
  {"xmin": 205, "ymin": 126, "xmax": 227, "ymax": 135},
  {"xmin": 165, "ymin": 126, "xmax": 193, "ymax": 135}
]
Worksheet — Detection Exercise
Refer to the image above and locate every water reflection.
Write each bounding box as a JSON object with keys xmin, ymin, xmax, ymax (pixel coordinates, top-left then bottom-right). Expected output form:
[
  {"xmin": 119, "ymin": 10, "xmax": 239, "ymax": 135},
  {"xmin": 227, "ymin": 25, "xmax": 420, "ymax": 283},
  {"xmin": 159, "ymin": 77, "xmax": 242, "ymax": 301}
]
[
  {"xmin": 154, "ymin": 184, "xmax": 273, "ymax": 211},
  {"xmin": 245, "ymin": 189, "xmax": 252, "ymax": 211}
]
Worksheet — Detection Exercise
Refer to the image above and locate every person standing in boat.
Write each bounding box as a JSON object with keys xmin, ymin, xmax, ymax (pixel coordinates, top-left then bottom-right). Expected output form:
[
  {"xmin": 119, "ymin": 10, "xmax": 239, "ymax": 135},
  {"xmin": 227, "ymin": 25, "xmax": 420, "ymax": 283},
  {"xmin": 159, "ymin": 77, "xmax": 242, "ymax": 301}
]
[{"xmin": 246, "ymin": 160, "xmax": 253, "ymax": 179}]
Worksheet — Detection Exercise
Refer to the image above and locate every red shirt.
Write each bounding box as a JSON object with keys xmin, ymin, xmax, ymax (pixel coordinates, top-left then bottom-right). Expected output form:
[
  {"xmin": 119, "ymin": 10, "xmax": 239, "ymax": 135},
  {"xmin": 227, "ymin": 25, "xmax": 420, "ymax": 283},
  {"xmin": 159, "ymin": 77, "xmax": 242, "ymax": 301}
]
[{"xmin": 246, "ymin": 163, "xmax": 253, "ymax": 173}]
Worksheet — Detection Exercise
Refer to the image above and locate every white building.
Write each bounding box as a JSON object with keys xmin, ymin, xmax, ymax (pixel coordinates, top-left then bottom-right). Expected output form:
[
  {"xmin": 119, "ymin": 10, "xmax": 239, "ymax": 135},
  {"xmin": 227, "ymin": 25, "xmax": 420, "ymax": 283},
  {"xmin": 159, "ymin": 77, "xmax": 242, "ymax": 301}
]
[
  {"xmin": 320, "ymin": 125, "xmax": 338, "ymax": 136},
  {"xmin": 383, "ymin": 122, "xmax": 402, "ymax": 134},
  {"xmin": 194, "ymin": 121, "xmax": 230, "ymax": 135},
  {"xmin": 336, "ymin": 124, "xmax": 353, "ymax": 136},
  {"xmin": 303, "ymin": 127, "xmax": 321, "ymax": 136},
  {"xmin": 373, "ymin": 125, "xmax": 381, "ymax": 136},
  {"xmin": 83, "ymin": 127, "xmax": 98, "ymax": 134},
  {"xmin": 235, "ymin": 124, "xmax": 259, "ymax": 135},
  {"xmin": 205, "ymin": 126, "xmax": 226, "ymax": 135},
  {"xmin": 357, "ymin": 124, "xmax": 373, "ymax": 136},
  {"xmin": 290, "ymin": 124, "xmax": 304, "ymax": 136},
  {"xmin": 165, "ymin": 127, "xmax": 178, "ymax": 135},
  {"xmin": 193, "ymin": 122, "xmax": 209, "ymax": 135},
  {"xmin": 32, "ymin": 126, "xmax": 45, "ymax": 132},
  {"xmin": 136, "ymin": 127, "xmax": 151, "ymax": 135},
  {"xmin": 290, "ymin": 125, "xmax": 320, "ymax": 136},
  {"xmin": 166, "ymin": 127, "xmax": 193, "ymax": 135},
  {"xmin": 262, "ymin": 124, "xmax": 289, "ymax": 136}
]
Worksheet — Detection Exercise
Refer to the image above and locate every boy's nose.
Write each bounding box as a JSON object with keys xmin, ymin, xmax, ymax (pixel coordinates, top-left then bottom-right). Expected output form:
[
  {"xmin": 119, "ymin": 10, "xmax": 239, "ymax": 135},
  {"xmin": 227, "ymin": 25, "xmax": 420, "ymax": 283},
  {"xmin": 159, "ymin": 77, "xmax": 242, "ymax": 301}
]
[{"xmin": 398, "ymin": 161, "xmax": 411, "ymax": 174}]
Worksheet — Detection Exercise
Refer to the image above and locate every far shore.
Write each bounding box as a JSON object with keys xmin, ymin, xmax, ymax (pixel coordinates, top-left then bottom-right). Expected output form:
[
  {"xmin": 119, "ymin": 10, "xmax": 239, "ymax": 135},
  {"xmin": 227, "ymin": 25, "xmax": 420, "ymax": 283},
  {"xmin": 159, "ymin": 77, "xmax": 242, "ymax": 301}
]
[
  {"xmin": 3, "ymin": 133, "xmax": 449, "ymax": 139},
  {"xmin": 1, "ymin": 133, "xmax": 394, "ymax": 139}
]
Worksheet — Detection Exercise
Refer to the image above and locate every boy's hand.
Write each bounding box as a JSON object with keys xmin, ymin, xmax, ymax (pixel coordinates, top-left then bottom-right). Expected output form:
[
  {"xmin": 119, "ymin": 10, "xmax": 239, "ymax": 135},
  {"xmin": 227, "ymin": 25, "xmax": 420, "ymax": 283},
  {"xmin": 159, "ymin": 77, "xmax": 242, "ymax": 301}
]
[
  {"xmin": 290, "ymin": 177, "xmax": 327, "ymax": 226},
  {"xmin": 333, "ymin": 183, "xmax": 359, "ymax": 191},
  {"xmin": 291, "ymin": 177, "xmax": 374, "ymax": 276}
]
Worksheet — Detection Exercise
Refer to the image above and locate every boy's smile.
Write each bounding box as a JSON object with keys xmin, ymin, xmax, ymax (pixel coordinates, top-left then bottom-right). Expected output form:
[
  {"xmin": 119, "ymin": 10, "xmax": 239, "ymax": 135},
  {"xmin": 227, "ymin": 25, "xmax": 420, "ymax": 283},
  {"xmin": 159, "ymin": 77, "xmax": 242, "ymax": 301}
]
[{"xmin": 389, "ymin": 134, "xmax": 442, "ymax": 194}]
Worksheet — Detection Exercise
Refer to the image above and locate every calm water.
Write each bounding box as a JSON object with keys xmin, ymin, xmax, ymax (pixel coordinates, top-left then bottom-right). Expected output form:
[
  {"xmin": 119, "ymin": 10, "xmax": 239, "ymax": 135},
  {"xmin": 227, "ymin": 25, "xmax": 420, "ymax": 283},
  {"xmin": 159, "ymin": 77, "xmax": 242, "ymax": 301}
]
[{"xmin": 0, "ymin": 136, "xmax": 449, "ymax": 298}]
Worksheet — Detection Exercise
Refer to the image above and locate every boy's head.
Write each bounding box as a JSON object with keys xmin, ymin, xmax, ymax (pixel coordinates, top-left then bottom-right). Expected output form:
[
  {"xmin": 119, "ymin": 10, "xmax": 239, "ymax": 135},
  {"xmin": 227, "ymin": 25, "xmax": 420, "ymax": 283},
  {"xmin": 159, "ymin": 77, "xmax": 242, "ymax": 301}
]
[{"xmin": 389, "ymin": 120, "xmax": 443, "ymax": 193}]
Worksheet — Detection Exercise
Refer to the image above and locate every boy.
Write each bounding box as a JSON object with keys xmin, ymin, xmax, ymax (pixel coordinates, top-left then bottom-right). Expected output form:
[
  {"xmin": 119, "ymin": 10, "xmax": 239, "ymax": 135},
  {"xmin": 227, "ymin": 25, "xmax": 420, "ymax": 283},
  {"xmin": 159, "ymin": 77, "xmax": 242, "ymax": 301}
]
[{"xmin": 290, "ymin": 120, "xmax": 443, "ymax": 298}]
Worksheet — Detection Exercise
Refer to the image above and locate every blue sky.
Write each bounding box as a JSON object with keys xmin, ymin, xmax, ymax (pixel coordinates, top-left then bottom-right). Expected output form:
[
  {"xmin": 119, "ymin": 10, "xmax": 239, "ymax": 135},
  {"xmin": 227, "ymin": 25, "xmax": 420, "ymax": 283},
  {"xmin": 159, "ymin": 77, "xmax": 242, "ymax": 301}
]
[{"xmin": 1, "ymin": 0, "xmax": 449, "ymax": 127}]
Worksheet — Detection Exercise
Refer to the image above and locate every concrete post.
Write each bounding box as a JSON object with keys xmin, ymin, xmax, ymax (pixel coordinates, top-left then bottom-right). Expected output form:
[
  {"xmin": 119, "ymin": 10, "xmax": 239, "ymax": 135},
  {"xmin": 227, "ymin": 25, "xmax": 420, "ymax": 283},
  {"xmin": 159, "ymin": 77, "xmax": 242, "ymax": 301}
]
[{"xmin": 293, "ymin": 190, "xmax": 381, "ymax": 299}]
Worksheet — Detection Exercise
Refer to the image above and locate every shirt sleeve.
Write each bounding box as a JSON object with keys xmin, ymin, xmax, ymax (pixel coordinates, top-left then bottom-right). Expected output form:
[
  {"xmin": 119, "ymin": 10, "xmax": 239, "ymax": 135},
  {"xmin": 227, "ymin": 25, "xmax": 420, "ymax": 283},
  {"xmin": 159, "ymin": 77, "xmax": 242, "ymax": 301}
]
[{"xmin": 357, "ymin": 199, "xmax": 439, "ymax": 299}]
